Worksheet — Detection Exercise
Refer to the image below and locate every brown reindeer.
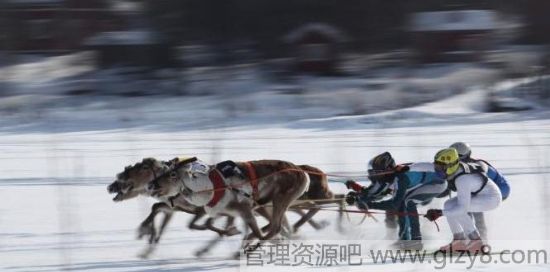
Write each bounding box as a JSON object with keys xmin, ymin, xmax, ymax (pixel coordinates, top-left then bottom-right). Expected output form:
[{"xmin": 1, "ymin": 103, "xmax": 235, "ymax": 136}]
[
  {"xmin": 146, "ymin": 160, "xmax": 311, "ymax": 247},
  {"xmin": 254, "ymin": 164, "xmax": 345, "ymax": 234},
  {"xmin": 109, "ymin": 158, "xmax": 343, "ymax": 257},
  {"xmin": 136, "ymin": 166, "xmax": 332, "ymax": 258}
]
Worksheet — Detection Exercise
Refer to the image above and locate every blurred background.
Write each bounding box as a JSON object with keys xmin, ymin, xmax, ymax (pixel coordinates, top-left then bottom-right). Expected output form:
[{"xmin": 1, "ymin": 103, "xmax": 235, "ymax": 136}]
[
  {"xmin": 1, "ymin": 0, "xmax": 549, "ymax": 109},
  {"xmin": 1, "ymin": 1, "xmax": 550, "ymax": 271}
]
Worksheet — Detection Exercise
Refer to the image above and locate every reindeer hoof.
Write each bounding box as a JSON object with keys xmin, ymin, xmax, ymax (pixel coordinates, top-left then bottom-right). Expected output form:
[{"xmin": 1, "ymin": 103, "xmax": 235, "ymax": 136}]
[
  {"xmin": 137, "ymin": 253, "xmax": 149, "ymax": 259},
  {"xmin": 245, "ymin": 242, "xmax": 262, "ymax": 252},
  {"xmin": 137, "ymin": 246, "xmax": 155, "ymax": 259},
  {"xmin": 318, "ymin": 220, "xmax": 330, "ymax": 229},
  {"xmin": 137, "ymin": 225, "xmax": 153, "ymax": 239},
  {"xmin": 225, "ymin": 226, "xmax": 241, "ymax": 236},
  {"xmin": 195, "ymin": 249, "xmax": 207, "ymax": 257}
]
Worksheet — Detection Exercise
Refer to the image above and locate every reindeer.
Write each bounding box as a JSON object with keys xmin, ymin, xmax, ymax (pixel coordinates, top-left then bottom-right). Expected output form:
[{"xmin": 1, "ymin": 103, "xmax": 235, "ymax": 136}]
[
  {"xmin": 109, "ymin": 158, "xmax": 344, "ymax": 258},
  {"xmin": 107, "ymin": 158, "xmax": 239, "ymax": 258},
  {"xmin": 146, "ymin": 159, "xmax": 311, "ymax": 252}
]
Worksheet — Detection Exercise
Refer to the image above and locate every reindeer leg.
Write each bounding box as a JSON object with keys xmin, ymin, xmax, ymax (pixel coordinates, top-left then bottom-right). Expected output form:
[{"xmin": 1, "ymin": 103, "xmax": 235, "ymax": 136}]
[
  {"xmin": 188, "ymin": 208, "xmax": 238, "ymax": 236},
  {"xmin": 138, "ymin": 209, "xmax": 166, "ymax": 259},
  {"xmin": 292, "ymin": 207, "xmax": 325, "ymax": 232},
  {"xmin": 222, "ymin": 215, "xmax": 240, "ymax": 236},
  {"xmin": 260, "ymin": 200, "xmax": 287, "ymax": 241},
  {"xmin": 257, "ymin": 205, "xmax": 290, "ymax": 237},
  {"xmin": 138, "ymin": 243, "xmax": 157, "ymax": 259},
  {"xmin": 258, "ymin": 207, "xmax": 292, "ymax": 237},
  {"xmin": 137, "ymin": 202, "xmax": 171, "ymax": 259},
  {"xmin": 137, "ymin": 202, "xmax": 169, "ymax": 240},
  {"xmin": 255, "ymin": 206, "xmax": 273, "ymax": 233},
  {"xmin": 241, "ymin": 207, "xmax": 264, "ymax": 241},
  {"xmin": 139, "ymin": 210, "xmax": 173, "ymax": 260},
  {"xmin": 188, "ymin": 209, "xmax": 209, "ymax": 231},
  {"xmin": 233, "ymin": 218, "xmax": 253, "ymax": 259},
  {"xmin": 279, "ymin": 214, "xmax": 292, "ymax": 238},
  {"xmin": 205, "ymin": 217, "xmax": 233, "ymax": 236},
  {"xmin": 195, "ymin": 215, "xmax": 237, "ymax": 257},
  {"xmin": 231, "ymin": 202, "xmax": 265, "ymax": 254},
  {"xmin": 260, "ymin": 172, "xmax": 309, "ymax": 242},
  {"xmin": 154, "ymin": 211, "xmax": 174, "ymax": 243}
]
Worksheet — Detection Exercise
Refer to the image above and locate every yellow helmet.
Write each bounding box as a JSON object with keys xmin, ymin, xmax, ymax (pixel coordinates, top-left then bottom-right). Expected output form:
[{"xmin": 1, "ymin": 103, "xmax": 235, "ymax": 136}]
[{"xmin": 434, "ymin": 148, "xmax": 460, "ymax": 177}]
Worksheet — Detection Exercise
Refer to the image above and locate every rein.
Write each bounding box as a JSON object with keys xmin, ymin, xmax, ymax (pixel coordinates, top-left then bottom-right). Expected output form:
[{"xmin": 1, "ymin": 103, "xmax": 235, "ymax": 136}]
[{"xmin": 309, "ymin": 206, "xmax": 441, "ymax": 232}]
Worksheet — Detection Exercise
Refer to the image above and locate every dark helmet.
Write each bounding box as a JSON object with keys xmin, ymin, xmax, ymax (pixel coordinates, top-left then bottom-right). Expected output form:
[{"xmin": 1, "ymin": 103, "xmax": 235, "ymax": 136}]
[{"xmin": 368, "ymin": 152, "xmax": 396, "ymax": 183}]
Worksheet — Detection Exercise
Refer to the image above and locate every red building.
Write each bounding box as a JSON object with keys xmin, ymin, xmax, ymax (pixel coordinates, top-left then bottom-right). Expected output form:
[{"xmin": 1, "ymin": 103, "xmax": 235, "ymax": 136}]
[
  {"xmin": 284, "ymin": 23, "xmax": 348, "ymax": 75},
  {"xmin": 409, "ymin": 10, "xmax": 500, "ymax": 63}
]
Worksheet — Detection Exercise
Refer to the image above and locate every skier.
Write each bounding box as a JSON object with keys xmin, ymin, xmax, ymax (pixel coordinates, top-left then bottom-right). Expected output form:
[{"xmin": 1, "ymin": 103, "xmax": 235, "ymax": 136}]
[
  {"xmin": 346, "ymin": 152, "xmax": 447, "ymax": 250},
  {"xmin": 445, "ymin": 142, "xmax": 510, "ymax": 242},
  {"xmin": 425, "ymin": 148, "xmax": 502, "ymax": 253},
  {"xmin": 450, "ymin": 142, "xmax": 510, "ymax": 200}
]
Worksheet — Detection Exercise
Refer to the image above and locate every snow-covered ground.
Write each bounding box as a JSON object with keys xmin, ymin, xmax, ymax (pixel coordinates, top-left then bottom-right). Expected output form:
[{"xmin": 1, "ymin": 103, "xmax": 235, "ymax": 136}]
[
  {"xmin": 1, "ymin": 51, "xmax": 549, "ymax": 271},
  {"xmin": 2, "ymin": 80, "xmax": 550, "ymax": 271}
]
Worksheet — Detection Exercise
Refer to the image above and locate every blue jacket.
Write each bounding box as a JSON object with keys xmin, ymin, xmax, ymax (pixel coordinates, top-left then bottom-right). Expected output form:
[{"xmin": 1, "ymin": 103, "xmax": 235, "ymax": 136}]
[
  {"xmin": 474, "ymin": 159, "xmax": 510, "ymax": 200},
  {"xmin": 361, "ymin": 163, "xmax": 445, "ymax": 210}
]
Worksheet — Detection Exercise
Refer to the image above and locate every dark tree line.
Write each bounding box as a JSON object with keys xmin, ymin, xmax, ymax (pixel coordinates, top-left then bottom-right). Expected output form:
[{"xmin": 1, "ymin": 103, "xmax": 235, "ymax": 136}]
[{"xmin": 143, "ymin": 0, "xmax": 550, "ymax": 55}]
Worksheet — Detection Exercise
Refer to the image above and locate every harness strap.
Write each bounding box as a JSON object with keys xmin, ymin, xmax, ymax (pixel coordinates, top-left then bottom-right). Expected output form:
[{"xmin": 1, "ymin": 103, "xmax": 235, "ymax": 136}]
[
  {"xmin": 206, "ymin": 169, "xmax": 226, "ymax": 208},
  {"xmin": 450, "ymin": 172, "xmax": 488, "ymax": 196},
  {"xmin": 449, "ymin": 162, "xmax": 489, "ymax": 196},
  {"xmin": 471, "ymin": 176, "xmax": 488, "ymax": 196},
  {"xmin": 243, "ymin": 162, "xmax": 259, "ymax": 201}
]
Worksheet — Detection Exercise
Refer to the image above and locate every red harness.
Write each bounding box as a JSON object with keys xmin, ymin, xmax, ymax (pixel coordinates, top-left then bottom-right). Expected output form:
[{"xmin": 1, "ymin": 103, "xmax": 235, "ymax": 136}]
[
  {"xmin": 206, "ymin": 162, "xmax": 259, "ymax": 207},
  {"xmin": 206, "ymin": 169, "xmax": 226, "ymax": 208}
]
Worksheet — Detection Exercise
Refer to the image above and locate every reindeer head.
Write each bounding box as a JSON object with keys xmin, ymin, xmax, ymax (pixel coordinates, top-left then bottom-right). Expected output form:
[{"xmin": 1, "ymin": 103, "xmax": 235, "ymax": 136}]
[
  {"xmin": 108, "ymin": 158, "xmax": 167, "ymax": 202},
  {"xmin": 146, "ymin": 166, "xmax": 192, "ymax": 199}
]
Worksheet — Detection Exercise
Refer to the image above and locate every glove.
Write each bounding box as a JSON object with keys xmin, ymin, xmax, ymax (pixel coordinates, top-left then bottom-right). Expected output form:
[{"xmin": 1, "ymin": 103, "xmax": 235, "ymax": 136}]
[
  {"xmin": 424, "ymin": 209, "xmax": 443, "ymax": 221},
  {"xmin": 345, "ymin": 180, "xmax": 363, "ymax": 191},
  {"xmin": 382, "ymin": 187, "xmax": 394, "ymax": 194},
  {"xmin": 345, "ymin": 191, "xmax": 358, "ymax": 205}
]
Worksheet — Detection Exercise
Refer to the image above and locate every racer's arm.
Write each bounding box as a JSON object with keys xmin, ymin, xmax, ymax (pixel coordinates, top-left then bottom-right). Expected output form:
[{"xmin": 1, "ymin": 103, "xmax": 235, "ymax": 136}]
[{"xmin": 366, "ymin": 175, "xmax": 407, "ymax": 211}]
